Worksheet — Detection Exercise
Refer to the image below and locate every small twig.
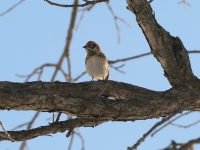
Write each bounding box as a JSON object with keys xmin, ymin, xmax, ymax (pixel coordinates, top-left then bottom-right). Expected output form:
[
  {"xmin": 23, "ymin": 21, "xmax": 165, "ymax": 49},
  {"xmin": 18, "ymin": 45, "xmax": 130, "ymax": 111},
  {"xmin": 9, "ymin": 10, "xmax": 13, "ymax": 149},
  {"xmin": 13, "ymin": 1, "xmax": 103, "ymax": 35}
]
[
  {"xmin": 75, "ymin": 1, "xmax": 96, "ymax": 30},
  {"xmin": 44, "ymin": 0, "xmax": 108, "ymax": 8},
  {"xmin": 106, "ymin": 2, "xmax": 131, "ymax": 43},
  {"xmin": 108, "ymin": 52, "xmax": 151, "ymax": 64},
  {"xmin": 17, "ymin": 49, "xmax": 200, "ymax": 82},
  {"xmin": 151, "ymin": 111, "xmax": 192, "ymax": 137},
  {"xmin": 68, "ymin": 131, "xmax": 75, "ymax": 150},
  {"xmin": 50, "ymin": 0, "xmax": 79, "ymax": 83},
  {"xmin": 19, "ymin": 111, "xmax": 40, "ymax": 150},
  {"xmin": 60, "ymin": 68, "xmax": 70, "ymax": 80},
  {"xmin": 66, "ymin": 129, "xmax": 74, "ymax": 138},
  {"xmin": 38, "ymin": 67, "xmax": 43, "ymax": 81},
  {"xmin": 128, "ymin": 114, "xmax": 176, "ymax": 150},
  {"xmin": 52, "ymin": 113, "xmax": 55, "ymax": 123},
  {"xmin": 108, "ymin": 50, "xmax": 200, "ymax": 64},
  {"xmin": 129, "ymin": 84, "xmax": 200, "ymax": 150},
  {"xmin": 0, "ymin": 0, "xmax": 25, "ymax": 17},
  {"xmin": 46, "ymin": 113, "xmax": 61, "ymax": 121},
  {"xmin": 64, "ymin": 0, "xmax": 78, "ymax": 83},
  {"xmin": 170, "ymin": 120, "xmax": 200, "ymax": 129},
  {"xmin": 188, "ymin": 50, "xmax": 200, "ymax": 54},
  {"xmin": 66, "ymin": 56, "xmax": 72, "ymax": 82},
  {"xmin": 72, "ymin": 50, "xmax": 200, "ymax": 82},
  {"xmin": 73, "ymin": 71, "xmax": 86, "ymax": 82},
  {"xmin": 75, "ymin": 129, "xmax": 85, "ymax": 150},
  {"xmin": 19, "ymin": 141, "xmax": 27, "ymax": 150},
  {"xmin": 110, "ymin": 64, "xmax": 125, "ymax": 74},
  {"xmin": 0, "ymin": 121, "xmax": 17, "ymax": 142},
  {"xmin": 11, "ymin": 122, "xmax": 29, "ymax": 131},
  {"xmin": 75, "ymin": 8, "xmax": 86, "ymax": 31},
  {"xmin": 16, "ymin": 63, "xmax": 57, "ymax": 82},
  {"xmin": 56, "ymin": 113, "xmax": 62, "ymax": 122},
  {"xmin": 66, "ymin": 116, "xmax": 74, "ymax": 147},
  {"xmin": 178, "ymin": 0, "xmax": 190, "ymax": 11}
]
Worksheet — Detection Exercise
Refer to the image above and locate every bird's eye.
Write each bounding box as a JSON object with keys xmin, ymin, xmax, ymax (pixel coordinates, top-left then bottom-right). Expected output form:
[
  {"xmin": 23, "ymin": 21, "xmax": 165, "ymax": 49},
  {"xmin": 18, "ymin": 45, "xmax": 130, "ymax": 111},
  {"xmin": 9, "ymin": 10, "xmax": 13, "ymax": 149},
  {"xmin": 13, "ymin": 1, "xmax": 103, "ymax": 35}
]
[
  {"xmin": 88, "ymin": 43, "xmax": 95, "ymax": 49},
  {"xmin": 92, "ymin": 44, "xmax": 96, "ymax": 48}
]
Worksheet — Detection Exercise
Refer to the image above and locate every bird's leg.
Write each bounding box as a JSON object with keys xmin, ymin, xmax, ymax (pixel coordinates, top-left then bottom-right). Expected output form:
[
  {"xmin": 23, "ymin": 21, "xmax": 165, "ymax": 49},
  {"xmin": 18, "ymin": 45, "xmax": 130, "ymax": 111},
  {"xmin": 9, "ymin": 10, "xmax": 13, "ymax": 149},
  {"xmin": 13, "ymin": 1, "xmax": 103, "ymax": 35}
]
[
  {"xmin": 91, "ymin": 76, "xmax": 94, "ymax": 81},
  {"xmin": 105, "ymin": 72, "xmax": 109, "ymax": 80}
]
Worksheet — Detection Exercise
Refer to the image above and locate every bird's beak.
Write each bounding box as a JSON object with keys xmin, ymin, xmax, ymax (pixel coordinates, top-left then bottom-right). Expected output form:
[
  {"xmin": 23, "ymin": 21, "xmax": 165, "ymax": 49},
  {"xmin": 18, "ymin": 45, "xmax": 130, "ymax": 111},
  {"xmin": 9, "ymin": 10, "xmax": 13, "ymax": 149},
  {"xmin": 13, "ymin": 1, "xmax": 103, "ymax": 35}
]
[{"xmin": 83, "ymin": 45, "xmax": 86, "ymax": 48}]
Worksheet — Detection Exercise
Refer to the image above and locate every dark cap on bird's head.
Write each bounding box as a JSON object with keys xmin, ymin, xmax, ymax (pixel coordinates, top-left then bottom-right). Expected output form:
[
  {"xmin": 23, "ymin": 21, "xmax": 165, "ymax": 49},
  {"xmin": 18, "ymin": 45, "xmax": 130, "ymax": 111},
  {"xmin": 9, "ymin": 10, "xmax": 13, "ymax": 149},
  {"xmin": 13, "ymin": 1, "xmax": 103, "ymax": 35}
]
[{"xmin": 83, "ymin": 41, "xmax": 101, "ymax": 52}]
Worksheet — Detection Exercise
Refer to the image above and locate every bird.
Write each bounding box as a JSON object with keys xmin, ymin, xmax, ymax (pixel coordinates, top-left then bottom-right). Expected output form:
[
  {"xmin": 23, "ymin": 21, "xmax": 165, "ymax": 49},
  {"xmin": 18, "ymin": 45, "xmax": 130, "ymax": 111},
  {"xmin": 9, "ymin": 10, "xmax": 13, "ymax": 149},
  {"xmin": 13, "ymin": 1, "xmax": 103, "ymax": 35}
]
[{"xmin": 83, "ymin": 41, "xmax": 109, "ymax": 81}]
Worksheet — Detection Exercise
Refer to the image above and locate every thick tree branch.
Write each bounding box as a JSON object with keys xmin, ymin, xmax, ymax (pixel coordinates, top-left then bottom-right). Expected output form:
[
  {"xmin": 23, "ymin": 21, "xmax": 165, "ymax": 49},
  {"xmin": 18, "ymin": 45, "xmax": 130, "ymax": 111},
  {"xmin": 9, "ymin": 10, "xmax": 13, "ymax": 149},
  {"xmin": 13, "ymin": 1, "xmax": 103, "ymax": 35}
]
[
  {"xmin": 1, "ymin": 81, "xmax": 200, "ymax": 120},
  {"xmin": 0, "ymin": 118, "xmax": 106, "ymax": 141},
  {"xmin": 126, "ymin": 0, "xmax": 199, "ymax": 86}
]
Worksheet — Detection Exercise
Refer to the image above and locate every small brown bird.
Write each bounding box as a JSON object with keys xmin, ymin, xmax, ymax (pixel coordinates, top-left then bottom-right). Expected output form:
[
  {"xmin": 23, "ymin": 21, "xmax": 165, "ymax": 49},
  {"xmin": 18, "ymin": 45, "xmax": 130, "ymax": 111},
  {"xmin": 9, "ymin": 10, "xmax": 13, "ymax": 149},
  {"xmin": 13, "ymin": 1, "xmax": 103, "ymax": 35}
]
[{"xmin": 83, "ymin": 41, "xmax": 109, "ymax": 80}]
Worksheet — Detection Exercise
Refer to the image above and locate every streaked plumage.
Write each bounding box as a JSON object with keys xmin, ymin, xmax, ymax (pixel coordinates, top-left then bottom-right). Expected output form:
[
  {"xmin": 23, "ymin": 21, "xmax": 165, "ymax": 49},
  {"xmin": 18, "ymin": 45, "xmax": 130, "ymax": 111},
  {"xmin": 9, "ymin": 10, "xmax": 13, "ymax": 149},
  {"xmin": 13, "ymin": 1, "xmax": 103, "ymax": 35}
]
[{"xmin": 83, "ymin": 41, "xmax": 109, "ymax": 80}]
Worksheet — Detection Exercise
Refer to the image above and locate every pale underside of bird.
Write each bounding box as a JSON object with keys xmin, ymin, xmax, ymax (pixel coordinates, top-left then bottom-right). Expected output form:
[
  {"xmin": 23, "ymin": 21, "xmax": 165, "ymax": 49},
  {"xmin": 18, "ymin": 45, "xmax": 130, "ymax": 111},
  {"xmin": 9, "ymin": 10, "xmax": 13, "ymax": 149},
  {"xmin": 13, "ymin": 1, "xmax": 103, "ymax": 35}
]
[{"xmin": 83, "ymin": 41, "xmax": 109, "ymax": 80}]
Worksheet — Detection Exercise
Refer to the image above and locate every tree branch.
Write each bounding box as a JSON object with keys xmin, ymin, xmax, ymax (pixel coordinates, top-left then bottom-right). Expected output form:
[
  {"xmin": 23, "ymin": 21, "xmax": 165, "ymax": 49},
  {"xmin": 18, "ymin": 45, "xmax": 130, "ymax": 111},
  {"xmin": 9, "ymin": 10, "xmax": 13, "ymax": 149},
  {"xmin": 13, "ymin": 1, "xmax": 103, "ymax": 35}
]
[
  {"xmin": 178, "ymin": 137, "xmax": 200, "ymax": 150},
  {"xmin": 126, "ymin": 0, "xmax": 198, "ymax": 86},
  {"xmin": 108, "ymin": 50, "xmax": 200, "ymax": 64},
  {"xmin": 170, "ymin": 119, "xmax": 200, "ymax": 129},
  {"xmin": 0, "ymin": 118, "xmax": 106, "ymax": 141},
  {"xmin": 128, "ymin": 97, "xmax": 199, "ymax": 150},
  {"xmin": 50, "ymin": 0, "xmax": 79, "ymax": 82},
  {"xmin": 19, "ymin": 111, "xmax": 40, "ymax": 150},
  {"xmin": 64, "ymin": 0, "xmax": 79, "ymax": 83},
  {"xmin": 0, "ymin": 0, "xmax": 25, "ymax": 17},
  {"xmin": 178, "ymin": 0, "xmax": 190, "ymax": 11},
  {"xmin": 16, "ymin": 63, "xmax": 58, "ymax": 82},
  {"xmin": 16, "ymin": 50, "xmax": 200, "ymax": 82},
  {"xmin": 128, "ymin": 113, "xmax": 176, "ymax": 150},
  {"xmin": 151, "ymin": 111, "xmax": 192, "ymax": 137},
  {"xmin": 1, "ymin": 81, "xmax": 200, "ymax": 120},
  {"xmin": 106, "ymin": 2, "xmax": 131, "ymax": 43},
  {"xmin": 44, "ymin": 0, "xmax": 108, "ymax": 8},
  {"xmin": 162, "ymin": 137, "xmax": 200, "ymax": 150}
]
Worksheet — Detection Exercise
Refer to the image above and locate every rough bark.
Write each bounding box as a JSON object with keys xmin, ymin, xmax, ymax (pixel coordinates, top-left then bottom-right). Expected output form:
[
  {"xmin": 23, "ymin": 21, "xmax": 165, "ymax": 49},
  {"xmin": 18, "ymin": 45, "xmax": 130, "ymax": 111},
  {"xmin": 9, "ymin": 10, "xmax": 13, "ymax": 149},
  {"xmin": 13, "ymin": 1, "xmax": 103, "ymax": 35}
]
[
  {"xmin": 126, "ymin": 0, "xmax": 199, "ymax": 86},
  {"xmin": 0, "ymin": 81, "xmax": 200, "ymax": 121}
]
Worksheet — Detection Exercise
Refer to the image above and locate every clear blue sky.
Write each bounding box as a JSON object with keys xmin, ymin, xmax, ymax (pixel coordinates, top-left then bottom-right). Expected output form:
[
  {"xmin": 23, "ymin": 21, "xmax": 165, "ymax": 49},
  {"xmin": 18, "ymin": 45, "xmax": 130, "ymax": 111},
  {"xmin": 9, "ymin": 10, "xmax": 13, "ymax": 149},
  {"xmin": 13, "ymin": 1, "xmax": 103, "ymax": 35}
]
[{"xmin": 1, "ymin": 0, "xmax": 200, "ymax": 150}]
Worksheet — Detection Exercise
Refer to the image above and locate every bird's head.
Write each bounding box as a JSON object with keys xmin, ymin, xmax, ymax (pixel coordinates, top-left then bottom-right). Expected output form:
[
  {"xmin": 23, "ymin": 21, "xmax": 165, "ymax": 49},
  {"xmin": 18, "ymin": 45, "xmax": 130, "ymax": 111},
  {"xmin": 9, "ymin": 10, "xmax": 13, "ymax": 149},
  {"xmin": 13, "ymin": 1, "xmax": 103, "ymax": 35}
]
[{"xmin": 83, "ymin": 41, "xmax": 101, "ymax": 53}]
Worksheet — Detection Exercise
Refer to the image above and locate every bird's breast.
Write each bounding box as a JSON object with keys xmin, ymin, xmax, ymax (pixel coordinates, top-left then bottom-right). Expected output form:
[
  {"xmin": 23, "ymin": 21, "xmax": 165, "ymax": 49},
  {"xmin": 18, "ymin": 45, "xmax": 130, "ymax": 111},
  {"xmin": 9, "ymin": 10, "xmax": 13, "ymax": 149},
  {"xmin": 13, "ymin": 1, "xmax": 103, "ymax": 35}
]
[{"xmin": 85, "ymin": 56, "xmax": 109, "ymax": 80}]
